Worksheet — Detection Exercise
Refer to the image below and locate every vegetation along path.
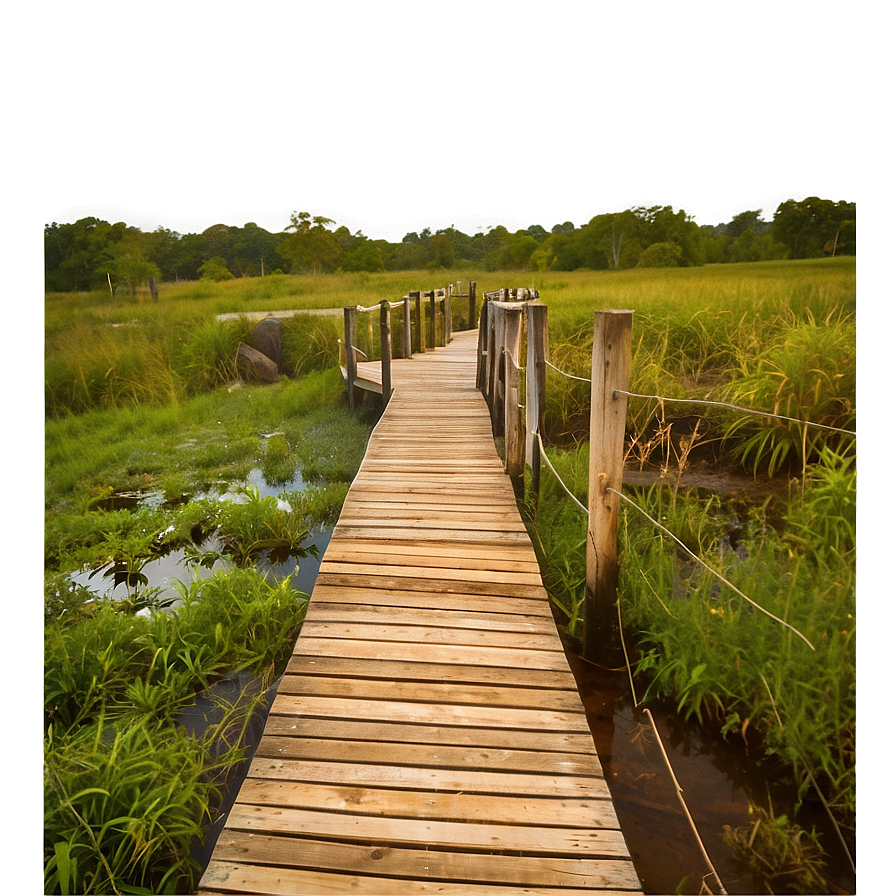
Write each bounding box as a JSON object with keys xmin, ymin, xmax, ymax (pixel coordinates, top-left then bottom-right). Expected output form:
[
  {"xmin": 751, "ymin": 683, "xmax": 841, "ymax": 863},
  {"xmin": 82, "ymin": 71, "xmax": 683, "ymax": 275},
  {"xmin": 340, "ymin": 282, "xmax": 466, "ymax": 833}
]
[{"xmin": 197, "ymin": 328, "xmax": 641, "ymax": 894}]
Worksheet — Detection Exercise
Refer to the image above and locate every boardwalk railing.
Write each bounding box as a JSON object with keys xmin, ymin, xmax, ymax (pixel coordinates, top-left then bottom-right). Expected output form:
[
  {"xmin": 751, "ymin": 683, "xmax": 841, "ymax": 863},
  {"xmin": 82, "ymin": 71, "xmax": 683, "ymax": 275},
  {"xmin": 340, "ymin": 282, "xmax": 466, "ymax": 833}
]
[
  {"xmin": 477, "ymin": 295, "xmax": 856, "ymax": 665},
  {"xmin": 342, "ymin": 281, "xmax": 483, "ymax": 408}
]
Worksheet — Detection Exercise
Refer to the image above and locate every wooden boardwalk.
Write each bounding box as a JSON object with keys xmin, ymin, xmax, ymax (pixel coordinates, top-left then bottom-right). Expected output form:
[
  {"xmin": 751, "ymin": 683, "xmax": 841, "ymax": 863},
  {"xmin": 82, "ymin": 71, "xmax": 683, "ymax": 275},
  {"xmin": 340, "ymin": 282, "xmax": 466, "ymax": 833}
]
[{"xmin": 198, "ymin": 329, "xmax": 642, "ymax": 895}]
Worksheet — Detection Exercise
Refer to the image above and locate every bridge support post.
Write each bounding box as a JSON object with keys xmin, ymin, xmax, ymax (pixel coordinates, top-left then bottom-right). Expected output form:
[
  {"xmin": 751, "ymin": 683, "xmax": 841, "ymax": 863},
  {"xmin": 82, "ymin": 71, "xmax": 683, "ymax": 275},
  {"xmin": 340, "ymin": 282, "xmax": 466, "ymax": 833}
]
[
  {"xmin": 445, "ymin": 285, "xmax": 453, "ymax": 344},
  {"xmin": 503, "ymin": 305, "xmax": 524, "ymax": 481},
  {"xmin": 469, "ymin": 281, "xmax": 477, "ymax": 331},
  {"xmin": 379, "ymin": 301, "xmax": 393, "ymax": 405},
  {"xmin": 401, "ymin": 295, "xmax": 412, "ymax": 359},
  {"xmin": 428, "ymin": 291, "xmax": 437, "ymax": 349},
  {"xmin": 525, "ymin": 302, "xmax": 548, "ymax": 511},
  {"xmin": 583, "ymin": 309, "xmax": 632, "ymax": 667},
  {"xmin": 412, "ymin": 291, "xmax": 424, "ymax": 354},
  {"xmin": 476, "ymin": 294, "xmax": 489, "ymax": 393},
  {"xmin": 343, "ymin": 305, "xmax": 359, "ymax": 411}
]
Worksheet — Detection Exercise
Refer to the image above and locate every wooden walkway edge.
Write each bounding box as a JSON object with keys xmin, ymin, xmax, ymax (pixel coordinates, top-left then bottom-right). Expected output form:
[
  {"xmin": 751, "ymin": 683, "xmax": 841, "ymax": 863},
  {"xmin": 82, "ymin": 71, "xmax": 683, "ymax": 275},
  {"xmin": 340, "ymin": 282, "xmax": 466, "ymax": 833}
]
[{"xmin": 197, "ymin": 329, "xmax": 642, "ymax": 895}]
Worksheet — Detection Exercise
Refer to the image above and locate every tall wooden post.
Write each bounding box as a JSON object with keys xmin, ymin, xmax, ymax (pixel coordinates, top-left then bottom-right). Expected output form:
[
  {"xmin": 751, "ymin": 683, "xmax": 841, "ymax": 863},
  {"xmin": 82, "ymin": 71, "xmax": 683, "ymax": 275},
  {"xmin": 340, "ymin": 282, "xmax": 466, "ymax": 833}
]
[
  {"xmin": 526, "ymin": 302, "xmax": 548, "ymax": 508},
  {"xmin": 379, "ymin": 300, "xmax": 392, "ymax": 406},
  {"xmin": 343, "ymin": 305, "xmax": 358, "ymax": 411},
  {"xmin": 445, "ymin": 285, "xmax": 453, "ymax": 344},
  {"xmin": 503, "ymin": 305, "xmax": 524, "ymax": 481},
  {"xmin": 476, "ymin": 296, "xmax": 489, "ymax": 392},
  {"xmin": 469, "ymin": 281, "xmax": 477, "ymax": 331},
  {"xmin": 429, "ymin": 291, "xmax": 437, "ymax": 349},
  {"xmin": 412, "ymin": 290, "xmax": 424, "ymax": 354},
  {"xmin": 490, "ymin": 305, "xmax": 507, "ymax": 435},
  {"xmin": 401, "ymin": 295, "xmax": 412, "ymax": 359},
  {"xmin": 583, "ymin": 310, "xmax": 633, "ymax": 666}
]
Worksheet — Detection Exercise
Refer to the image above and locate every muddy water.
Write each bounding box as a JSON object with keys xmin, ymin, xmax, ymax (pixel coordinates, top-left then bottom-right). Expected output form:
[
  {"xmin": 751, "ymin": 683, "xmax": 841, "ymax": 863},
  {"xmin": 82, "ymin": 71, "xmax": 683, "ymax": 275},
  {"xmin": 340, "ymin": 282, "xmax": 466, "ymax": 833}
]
[{"xmin": 566, "ymin": 654, "xmax": 856, "ymax": 894}]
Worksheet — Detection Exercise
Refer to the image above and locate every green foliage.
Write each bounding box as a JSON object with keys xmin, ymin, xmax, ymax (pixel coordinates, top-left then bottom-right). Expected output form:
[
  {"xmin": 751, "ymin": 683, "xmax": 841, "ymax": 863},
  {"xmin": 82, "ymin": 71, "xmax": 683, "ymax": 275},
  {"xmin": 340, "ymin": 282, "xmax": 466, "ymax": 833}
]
[
  {"xmin": 720, "ymin": 313, "xmax": 856, "ymax": 476},
  {"xmin": 198, "ymin": 256, "xmax": 234, "ymax": 281},
  {"xmin": 44, "ymin": 568, "xmax": 309, "ymax": 892},
  {"xmin": 636, "ymin": 240, "xmax": 683, "ymax": 267},
  {"xmin": 723, "ymin": 803, "xmax": 828, "ymax": 894}
]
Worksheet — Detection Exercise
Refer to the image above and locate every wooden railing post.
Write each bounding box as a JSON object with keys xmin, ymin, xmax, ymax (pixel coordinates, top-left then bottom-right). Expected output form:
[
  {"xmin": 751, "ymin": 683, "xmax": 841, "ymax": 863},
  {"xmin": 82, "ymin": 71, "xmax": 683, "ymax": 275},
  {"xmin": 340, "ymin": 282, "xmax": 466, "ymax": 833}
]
[
  {"xmin": 583, "ymin": 310, "xmax": 633, "ymax": 666},
  {"xmin": 469, "ymin": 281, "xmax": 477, "ymax": 331},
  {"xmin": 445, "ymin": 285, "xmax": 453, "ymax": 344},
  {"xmin": 476, "ymin": 295, "xmax": 489, "ymax": 392},
  {"xmin": 379, "ymin": 300, "xmax": 392, "ymax": 406},
  {"xmin": 489, "ymin": 304, "xmax": 506, "ymax": 434},
  {"xmin": 412, "ymin": 290, "xmax": 424, "ymax": 354},
  {"xmin": 401, "ymin": 295, "xmax": 412, "ymax": 359},
  {"xmin": 526, "ymin": 302, "xmax": 548, "ymax": 508},
  {"xmin": 429, "ymin": 291, "xmax": 437, "ymax": 349},
  {"xmin": 343, "ymin": 305, "xmax": 358, "ymax": 411},
  {"xmin": 503, "ymin": 305, "xmax": 524, "ymax": 481}
]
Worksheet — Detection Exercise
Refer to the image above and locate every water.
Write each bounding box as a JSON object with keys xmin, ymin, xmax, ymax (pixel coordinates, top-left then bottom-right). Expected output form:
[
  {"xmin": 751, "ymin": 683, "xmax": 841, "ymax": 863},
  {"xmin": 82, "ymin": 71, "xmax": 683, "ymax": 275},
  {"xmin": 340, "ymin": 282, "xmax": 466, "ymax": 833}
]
[
  {"xmin": 566, "ymin": 653, "xmax": 856, "ymax": 894},
  {"xmin": 70, "ymin": 467, "xmax": 330, "ymax": 607}
]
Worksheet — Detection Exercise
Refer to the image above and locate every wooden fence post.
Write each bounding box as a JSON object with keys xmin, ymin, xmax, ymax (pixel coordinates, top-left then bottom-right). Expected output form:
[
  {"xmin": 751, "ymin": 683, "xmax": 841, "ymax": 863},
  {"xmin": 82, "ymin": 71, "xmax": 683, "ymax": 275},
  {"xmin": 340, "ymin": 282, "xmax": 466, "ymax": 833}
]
[
  {"xmin": 401, "ymin": 295, "xmax": 412, "ymax": 359},
  {"xmin": 412, "ymin": 290, "xmax": 424, "ymax": 354},
  {"xmin": 429, "ymin": 291, "xmax": 437, "ymax": 349},
  {"xmin": 526, "ymin": 302, "xmax": 548, "ymax": 508},
  {"xmin": 583, "ymin": 310, "xmax": 633, "ymax": 666},
  {"xmin": 469, "ymin": 281, "xmax": 477, "ymax": 331},
  {"xmin": 476, "ymin": 296, "xmax": 489, "ymax": 392},
  {"xmin": 490, "ymin": 304, "xmax": 506, "ymax": 434},
  {"xmin": 503, "ymin": 305, "xmax": 524, "ymax": 481},
  {"xmin": 343, "ymin": 305, "xmax": 358, "ymax": 411},
  {"xmin": 379, "ymin": 300, "xmax": 392, "ymax": 406},
  {"xmin": 445, "ymin": 285, "xmax": 453, "ymax": 344}
]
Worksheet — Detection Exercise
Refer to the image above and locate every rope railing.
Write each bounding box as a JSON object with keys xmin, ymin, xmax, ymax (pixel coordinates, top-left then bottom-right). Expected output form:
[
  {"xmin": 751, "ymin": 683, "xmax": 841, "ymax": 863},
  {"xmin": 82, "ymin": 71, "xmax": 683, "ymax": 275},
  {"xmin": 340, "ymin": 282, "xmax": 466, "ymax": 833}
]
[
  {"xmin": 614, "ymin": 390, "xmax": 857, "ymax": 436},
  {"xmin": 531, "ymin": 428, "xmax": 815, "ymax": 649},
  {"xmin": 606, "ymin": 486, "xmax": 815, "ymax": 649},
  {"xmin": 545, "ymin": 359, "xmax": 591, "ymax": 383}
]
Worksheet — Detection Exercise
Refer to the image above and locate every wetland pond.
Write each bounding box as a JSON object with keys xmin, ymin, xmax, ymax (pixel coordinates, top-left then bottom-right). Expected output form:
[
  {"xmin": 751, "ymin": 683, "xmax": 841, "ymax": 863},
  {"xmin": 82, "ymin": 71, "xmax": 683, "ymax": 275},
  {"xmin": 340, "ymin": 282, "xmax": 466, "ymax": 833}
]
[{"xmin": 72, "ymin": 466, "xmax": 854, "ymax": 894}]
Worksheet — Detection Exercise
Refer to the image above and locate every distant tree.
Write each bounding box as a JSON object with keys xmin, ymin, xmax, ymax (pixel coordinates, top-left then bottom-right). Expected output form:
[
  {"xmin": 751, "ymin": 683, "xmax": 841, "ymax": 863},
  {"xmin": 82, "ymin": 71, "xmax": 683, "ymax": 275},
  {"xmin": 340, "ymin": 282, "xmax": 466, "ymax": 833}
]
[
  {"xmin": 772, "ymin": 197, "xmax": 856, "ymax": 258},
  {"xmin": 341, "ymin": 236, "xmax": 385, "ymax": 272},
  {"xmin": 278, "ymin": 211, "xmax": 342, "ymax": 273},
  {"xmin": 529, "ymin": 232, "xmax": 570, "ymax": 271},
  {"xmin": 429, "ymin": 233, "xmax": 455, "ymax": 269},
  {"xmin": 107, "ymin": 244, "xmax": 162, "ymax": 298},
  {"xmin": 198, "ymin": 256, "xmax": 234, "ymax": 281},
  {"xmin": 526, "ymin": 224, "xmax": 549, "ymax": 243},
  {"xmin": 726, "ymin": 210, "xmax": 765, "ymax": 239},
  {"xmin": 636, "ymin": 241, "xmax": 683, "ymax": 268},
  {"xmin": 551, "ymin": 221, "xmax": 576, "ymax": 235}
]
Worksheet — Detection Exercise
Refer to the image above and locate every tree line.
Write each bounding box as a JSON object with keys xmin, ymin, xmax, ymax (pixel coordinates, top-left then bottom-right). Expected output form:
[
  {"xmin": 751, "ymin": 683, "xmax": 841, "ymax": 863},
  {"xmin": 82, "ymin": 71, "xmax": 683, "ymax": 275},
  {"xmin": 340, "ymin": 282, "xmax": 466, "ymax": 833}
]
[{"xmin": 44, "ymin": 196, "xmax": 855, "ymax": 292}]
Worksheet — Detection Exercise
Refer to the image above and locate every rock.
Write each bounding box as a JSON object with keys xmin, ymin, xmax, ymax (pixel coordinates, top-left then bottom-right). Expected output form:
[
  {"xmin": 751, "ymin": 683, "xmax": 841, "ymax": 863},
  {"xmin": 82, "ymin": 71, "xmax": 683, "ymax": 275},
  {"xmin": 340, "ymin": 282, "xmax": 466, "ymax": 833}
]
[
  {"xmin": 250, "ymin": 317, "xmax": 283, "ymax": 370},
  {"xmin": 236, "ymin": 342, "xmax": 280, "ymax": 384}
]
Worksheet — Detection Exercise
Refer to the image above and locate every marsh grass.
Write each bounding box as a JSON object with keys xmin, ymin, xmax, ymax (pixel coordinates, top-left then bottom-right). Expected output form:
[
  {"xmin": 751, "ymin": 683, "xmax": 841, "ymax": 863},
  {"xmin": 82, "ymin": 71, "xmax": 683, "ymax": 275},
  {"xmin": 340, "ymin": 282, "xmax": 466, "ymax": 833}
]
[{"xmin": 44, "ymin": 569, "xmax": 307, "ymax": 894}]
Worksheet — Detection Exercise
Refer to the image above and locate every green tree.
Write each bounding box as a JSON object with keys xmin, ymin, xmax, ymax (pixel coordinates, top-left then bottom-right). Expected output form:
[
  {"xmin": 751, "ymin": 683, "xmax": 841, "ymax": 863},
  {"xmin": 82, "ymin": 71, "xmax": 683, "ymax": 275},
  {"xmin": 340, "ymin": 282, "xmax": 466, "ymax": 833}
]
[
  {"xmin": 429, "ymin": 233, "xmax": 456, "ymax": 269},
  {"xmin": 198, "ymin": 256, "xmax": 234, "ymax": 281},
  {"xmin": 772, "ymin": 197, "xmax": 856, "ymax": 258},
  {"xmin": 636, "ymin": 241, "xmax": 683, "ymax": 267},
  {"xmin": 278, "ymin": 211, "xmax": 342, "ymax": 274},
  {"xmin": 106, "ymin": 244, "xmax": 162, "ymax": 299}
]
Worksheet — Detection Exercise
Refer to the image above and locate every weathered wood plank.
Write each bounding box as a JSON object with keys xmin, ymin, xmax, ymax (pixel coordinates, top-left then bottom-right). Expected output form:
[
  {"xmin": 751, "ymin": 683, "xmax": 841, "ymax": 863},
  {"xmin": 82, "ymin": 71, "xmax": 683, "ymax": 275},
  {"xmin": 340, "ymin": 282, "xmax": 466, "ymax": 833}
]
[{"xmin": 260, "ymin": 716, "xmax": 599, "ymax": 753}]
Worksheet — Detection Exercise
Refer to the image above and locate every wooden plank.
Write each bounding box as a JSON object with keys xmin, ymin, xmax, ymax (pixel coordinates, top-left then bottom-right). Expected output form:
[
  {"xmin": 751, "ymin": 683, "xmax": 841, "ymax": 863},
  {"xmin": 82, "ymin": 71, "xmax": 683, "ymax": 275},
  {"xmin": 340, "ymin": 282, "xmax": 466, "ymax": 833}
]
[
  {"xmin": 298, "ymin": 621, "xmax": 564, "ymax": 652},
  {"xmin": 221, "ymin": 804, "xmax": 629, "ymax": 855},
  {"xmin": 284, "ymin": 655, "xmax": 576, "ymax": 691},
  {"xmin": 294, "ymin": 637, "xmax": 573, "ymax": 670},
  {"xmin": 229, "ymin": 781, "xmax": 622, "ymax": 828},
  {"xmin": 276, "ymin": 675, "xmax": 582, "ymax": 710},
  {"xmin": 304, "ymin": 603, "xmax": 557, "ymax": 633},
  {"xmin": 260, "ymin": 716, "xmax": 599, "ymax": 753},
  {"xmin": 305, "ymin": 586, "xmax": 555, "ymax": 616},
  {"xmin": 268, "ymin": 695, "xmax": 590, "ymax": 733},
  {"xmin": 253, "ymin": 736, "xmax": 603, "ymax": 776},
  {"xmin": 200, "ymin": 859, "xmax": 639, "ymax": 895}
]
